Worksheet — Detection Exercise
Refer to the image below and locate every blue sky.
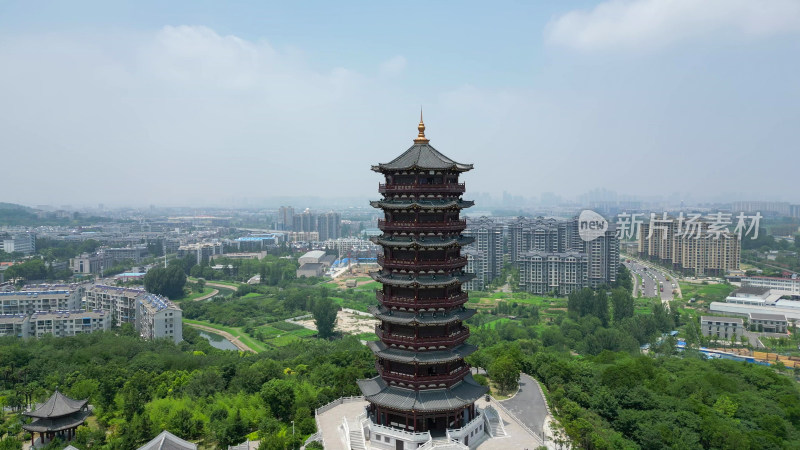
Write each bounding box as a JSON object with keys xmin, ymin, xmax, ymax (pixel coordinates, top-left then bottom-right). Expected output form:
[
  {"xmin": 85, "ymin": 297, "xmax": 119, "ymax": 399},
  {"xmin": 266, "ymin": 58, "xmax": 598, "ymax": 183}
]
[{"xmin": 2, "ymin": 0, "xmax": 799, "ymax": 207}]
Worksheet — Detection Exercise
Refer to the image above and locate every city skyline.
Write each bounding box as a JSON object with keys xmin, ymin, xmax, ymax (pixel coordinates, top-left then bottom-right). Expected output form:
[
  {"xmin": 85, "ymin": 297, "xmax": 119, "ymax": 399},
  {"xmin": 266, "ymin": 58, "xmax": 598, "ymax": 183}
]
[{"xmin": 2, "ymin": 0, "xmax": 800, "ymax": 206}]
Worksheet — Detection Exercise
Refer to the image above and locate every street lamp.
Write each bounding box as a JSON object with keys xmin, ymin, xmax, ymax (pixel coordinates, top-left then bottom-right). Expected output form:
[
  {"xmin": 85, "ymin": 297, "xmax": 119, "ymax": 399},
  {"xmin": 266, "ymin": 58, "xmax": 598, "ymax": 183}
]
[{"xmin": 291, "ymin": 420, "xmax": 295, "ymax": 436}]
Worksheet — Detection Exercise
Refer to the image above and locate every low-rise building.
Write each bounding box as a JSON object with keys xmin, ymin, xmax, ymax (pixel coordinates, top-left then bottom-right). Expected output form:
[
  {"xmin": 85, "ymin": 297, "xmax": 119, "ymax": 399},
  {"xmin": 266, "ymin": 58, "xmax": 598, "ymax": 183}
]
[
  {"xmin": 296, "ymin": 263, "xmax": 325, "ymax": 278},
  {"xmin": 28, "ymin": 310, "xmax": 111, "ymax": 338},
  {"xmin": 0, "ymin": 314, "xmax": 29, "ymax": 337},
  {"xmin": 103, "ymin": 245, "xmax": 148, "ymax": 264},
  {"xmin": 748, "ymin": 312, "xmax": 788, "ymax": 333},
  {"xmin": 70, "ymin": 252, "xmax": 113, "ymax": 274},
  {"xmin": 136, "ymin": 294, "xmax": 182, "ymax": 344},
  {"xmin": 85, "ymin": 285, "xmax": 145, "ymax": 325},
  {"xmin": 700, "ymin": 316, "xmax": 744, "ymax": 340},
  {"xmin": 741, "ymin": 275, "xmax": 800, "ymax": 296},
  {"xmin": 724, "ymin": 286, "xmax": 772, "ymax": 306},
  {"xmin": 0, "ymin": 289, "xmax": 82, "ymax": 315},
  {"xmin": 2, "ymin": 232, "xmax": 36, "ymax": 255},
  {"xmin": 178, "ymin": 242, "xmax": 223, "ymax": 264},
  {"xmin": 298, "ymin": 250, "xmax": 326, "ymax": 265}
]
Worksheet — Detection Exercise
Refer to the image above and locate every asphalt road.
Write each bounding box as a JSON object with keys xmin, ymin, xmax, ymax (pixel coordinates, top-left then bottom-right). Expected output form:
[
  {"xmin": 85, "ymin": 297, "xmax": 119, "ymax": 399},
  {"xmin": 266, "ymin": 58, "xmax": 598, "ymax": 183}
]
[
  {"xmin": 498, "ymin": 373, "xmax": 548, "ymax": 435},
  {"xmin": 624, "ymin": 259, "xmax": 675, "ymax": 304}
]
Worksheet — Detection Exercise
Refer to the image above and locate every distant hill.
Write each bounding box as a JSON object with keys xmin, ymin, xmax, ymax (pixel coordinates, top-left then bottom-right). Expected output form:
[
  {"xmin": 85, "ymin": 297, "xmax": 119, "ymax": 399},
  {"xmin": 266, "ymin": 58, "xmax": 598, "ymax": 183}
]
[
  {"xmin": 0, "ymin": 203, "xmax": 112, "ymax": 227},
  {"xmin": 0, "ymin": 202, "xmax": 33, "ymax": 211}
]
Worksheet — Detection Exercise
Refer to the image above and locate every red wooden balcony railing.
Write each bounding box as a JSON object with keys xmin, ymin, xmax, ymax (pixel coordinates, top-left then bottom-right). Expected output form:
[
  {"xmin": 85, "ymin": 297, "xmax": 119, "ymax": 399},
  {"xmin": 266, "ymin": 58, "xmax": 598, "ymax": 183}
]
[
  {"xmin": 376, "ymin": 362, "xmax": 471, "ymax": 388},
  {"xmin": 376, "ymin": 291, "xmax": 469, "ymax": 309},
  {"xmin": 377, "ymin": 219, "xmax": 467, "ymax": 232},
  {"xmin": 379, "ymin": 183, "xmax": 466, "ymax": 194},
  {"xmin": 377, "ymin": 255, "xmax": 468, "ymax": 270},
  {"xmin": 375, "ymin": 326, "xmax": 470, "ymax": 348}
]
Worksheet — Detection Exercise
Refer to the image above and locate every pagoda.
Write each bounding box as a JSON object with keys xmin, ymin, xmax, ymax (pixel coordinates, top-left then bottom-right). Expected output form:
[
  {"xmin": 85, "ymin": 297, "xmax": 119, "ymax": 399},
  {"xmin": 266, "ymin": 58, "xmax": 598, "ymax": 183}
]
[
  {"xmin": 22, "ymin": 389, "xmax": 89, "ymax": 446},
  {"xmin": 357, "ymin": 114, "xmax": 488, "ymax": 445}
]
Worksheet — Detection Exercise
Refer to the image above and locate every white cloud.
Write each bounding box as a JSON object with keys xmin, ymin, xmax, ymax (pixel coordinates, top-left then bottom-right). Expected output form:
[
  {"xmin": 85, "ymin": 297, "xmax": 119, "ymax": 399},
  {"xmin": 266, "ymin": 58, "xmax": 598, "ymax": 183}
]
[
  {"xmin": 546, "ymin": 0, "xmax": 800, "ymax": 51},
  {"xmin": 379, "ymin": 55, "xmax": 407, "ymax": 75}
]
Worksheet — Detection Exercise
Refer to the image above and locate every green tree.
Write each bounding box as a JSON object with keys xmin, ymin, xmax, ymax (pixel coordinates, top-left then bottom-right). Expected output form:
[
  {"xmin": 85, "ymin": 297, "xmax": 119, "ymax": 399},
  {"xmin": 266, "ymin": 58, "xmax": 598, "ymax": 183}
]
[
  {"xmin": 143, "ymin": 265, "xmax": 187, "ymax": 299},
  {"xmin": 488, "ymin": 354, "xmax": 520, "ymax": 395},
  {"xmin": 611, "ymin": 288, "xmax": 635, "ymax": 322},
  {"xmin": 260, "ymin": 379, "xmax": 295, "ymax": 421},
  {"xmin": 312, "ymin": 297, "xmax": 339, "ymax": 339}
]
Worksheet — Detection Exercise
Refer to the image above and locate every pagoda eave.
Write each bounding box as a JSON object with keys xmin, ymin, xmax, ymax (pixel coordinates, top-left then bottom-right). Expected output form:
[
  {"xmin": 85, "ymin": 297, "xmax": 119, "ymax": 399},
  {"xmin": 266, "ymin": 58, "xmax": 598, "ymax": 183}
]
[
  {"xmin": 367, "ymin": 341, "xmax": 478, "ymax": 364},
  {"xmin": 369, "ymin": 305, "xmax": 475, "ymax": 325}
]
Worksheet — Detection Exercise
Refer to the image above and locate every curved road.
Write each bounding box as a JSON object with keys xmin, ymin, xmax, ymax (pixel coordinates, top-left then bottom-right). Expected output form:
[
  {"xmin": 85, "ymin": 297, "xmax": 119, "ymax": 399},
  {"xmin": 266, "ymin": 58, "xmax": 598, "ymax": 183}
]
[{"xmin": 498, "ymin": 373, "xmax": 549, "ymax": 436}]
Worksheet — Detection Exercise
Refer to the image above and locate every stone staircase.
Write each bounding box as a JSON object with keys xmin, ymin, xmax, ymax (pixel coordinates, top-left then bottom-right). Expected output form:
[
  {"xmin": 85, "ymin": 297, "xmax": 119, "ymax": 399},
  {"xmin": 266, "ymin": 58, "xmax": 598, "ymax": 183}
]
[
  {"xmin": 485, "ymin": 411, "xmax": 507, "ymax": 438},
  {"xmin": 349, "ymin": 423, "xmax": 366, "ymax": 450}
]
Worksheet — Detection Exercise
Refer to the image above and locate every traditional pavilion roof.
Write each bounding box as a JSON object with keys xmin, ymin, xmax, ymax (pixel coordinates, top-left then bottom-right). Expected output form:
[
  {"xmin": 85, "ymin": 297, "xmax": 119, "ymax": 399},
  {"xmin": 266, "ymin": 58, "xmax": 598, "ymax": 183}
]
[
  {"xmin": 23, "ymin": 390, "xmax": 87, "ymax": 419},
  {"xmin": 370, "ymin": 271, "xmax": 475, "ymax": 288},
  {"xmin": 367, "ymin": 340, "xmax": 478, "ymax": 364},
  {"xmin": 370, "ymin": 235, "xmax": 474, "ymax": 248},
  {"xmin": 369, "ymin": 305, "xmax": 475, "ymax": 325},
  {"xmin": 137, "ymin": 430, "xmax": 197, "ymax": 450},
  {"xmin": 22, "ymin": 410, "xmax": 90, "ymax": 433},
  {"xmin": 372, "ymin": 115, "xmax": 473, "ymax": 173},
  {"xmin": 357, "ymin": 374, "xmax": 487, "ymax": 412},
  {"xmin": 372, "ymin": 144, "xmax": 473, "ymax": 173},
  {"xmin": 370, "ymin": 198, "xmax": 474, "ymax": 210}
]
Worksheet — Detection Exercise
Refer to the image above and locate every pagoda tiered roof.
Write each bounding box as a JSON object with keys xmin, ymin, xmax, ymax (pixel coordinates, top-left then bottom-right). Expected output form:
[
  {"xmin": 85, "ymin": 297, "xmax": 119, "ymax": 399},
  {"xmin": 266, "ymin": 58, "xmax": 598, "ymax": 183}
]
[
  {"xmin": 369, "ymin": 235, "xmax": 474, "ymax": 248},
  {"xmin": 367, "ymin": 341, "xmax": 478, "ymax": 364},
  {"xmin": 371, "ymin": 144, "xmax": 473, "ymax": 173},
  {"xmin": 22, "ymin": 390, "xmax": 89, "ymax": 433},
  {"xmin": 23, "ymin": 390, "xmax": 87, "ymax": 419},
  {"xmin": 369, "ymin": 198, "xmax": 474, "ymax": 210},
  {"xmin": 370, "ymin": 271, "xmax": 475, "ymax": 287},
  {"xmin": 357, "ymin": 374, "xmax": 487, "ymax": 412},
  {"xmin": 368, "ymin": 305, "xmax": 475, "ymax": 325}
]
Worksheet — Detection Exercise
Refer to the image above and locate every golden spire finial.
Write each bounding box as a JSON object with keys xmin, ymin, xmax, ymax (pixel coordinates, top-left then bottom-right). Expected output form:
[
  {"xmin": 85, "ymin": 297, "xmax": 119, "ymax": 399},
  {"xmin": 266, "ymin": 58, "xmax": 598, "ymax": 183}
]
[{"xmin": 414, "ymin": 108, "xmax": 429, "ymax": 144}]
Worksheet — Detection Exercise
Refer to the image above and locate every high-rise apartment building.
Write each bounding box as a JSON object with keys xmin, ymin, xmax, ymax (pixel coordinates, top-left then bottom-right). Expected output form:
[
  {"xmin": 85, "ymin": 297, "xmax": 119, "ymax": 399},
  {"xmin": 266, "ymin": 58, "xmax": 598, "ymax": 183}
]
[
  {"xmin": 508, "ymin": 216, "xmax": 618, "ymax": 294},
  {"xmin": 463, "ymin": 217, "xmax": 503, "ymax": 285},
  {"xmin": 639, "ymin": 218, "xmax": 740, "ymax": 276}
]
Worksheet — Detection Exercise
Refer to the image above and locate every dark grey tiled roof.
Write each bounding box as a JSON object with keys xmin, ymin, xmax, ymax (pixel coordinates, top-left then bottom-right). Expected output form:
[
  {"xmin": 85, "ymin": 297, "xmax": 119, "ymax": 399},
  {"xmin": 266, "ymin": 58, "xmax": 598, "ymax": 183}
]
[
  {"xmin": 733, "ymin": 286, "xmax": 770, "ymax": 296},
  {"xmin": 357, "ymin": 374, "xmax": 487, "ymax": 412},
  {"xmin": 24, "ymin": 390, "xmax": 87, "ymax": 419},
  {"xmin": 370, "ymin": 198, "xmax": 474, "ymax": 210},
  {"xmin": 369, "ymin": 305, "xmax": 475, "ymax": 325},
  {"xmin": 372, "ymin": 144, "xmax": 473, "ymax": 172},
  {"xmin": 370, "ymin": 235, "xmax": 475, "ymax": 248},
  {"xmin": 367, "ymin": 341, "xmax": 478, "ymax": 363},
  {"xmin": 370, "ymin": 271, "xmax": 475, "ymax": 287},
  {"xmin": 22, "ymin": 410, "xmax": 89, "ymax": 433},
  {"xmin": 137, "ymin": 430, "xmax": 197, "ymax": 450}
]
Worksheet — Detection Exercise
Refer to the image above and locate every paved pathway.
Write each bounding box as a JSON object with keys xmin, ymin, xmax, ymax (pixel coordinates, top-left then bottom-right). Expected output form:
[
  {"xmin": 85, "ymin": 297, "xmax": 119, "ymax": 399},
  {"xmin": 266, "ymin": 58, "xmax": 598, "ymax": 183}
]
[
  {"xmin": 192, "ymin": 288, "xmax": 219, "ymax": 301},
  {"xmin": 498, "ymin": 373, "xmax": 548, "ymax": 436},
  {"xmin": 185, "ymin": 323, "xmax": 255, "ymax": 352}
]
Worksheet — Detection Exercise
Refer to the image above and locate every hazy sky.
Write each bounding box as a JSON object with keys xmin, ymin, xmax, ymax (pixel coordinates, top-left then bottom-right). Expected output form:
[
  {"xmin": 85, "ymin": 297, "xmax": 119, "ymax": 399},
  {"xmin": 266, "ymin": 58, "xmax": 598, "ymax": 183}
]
[{"xmin": 2, "ymin": 0, "xmax": 799, "ymax": 207}]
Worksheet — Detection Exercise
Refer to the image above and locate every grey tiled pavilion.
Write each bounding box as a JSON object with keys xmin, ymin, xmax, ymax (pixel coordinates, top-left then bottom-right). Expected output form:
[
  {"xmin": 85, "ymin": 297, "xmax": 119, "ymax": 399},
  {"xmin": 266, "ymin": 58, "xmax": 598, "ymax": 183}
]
[{"xmin": 358, "ymin": 114, "xmax": 488, "ymax": 436}]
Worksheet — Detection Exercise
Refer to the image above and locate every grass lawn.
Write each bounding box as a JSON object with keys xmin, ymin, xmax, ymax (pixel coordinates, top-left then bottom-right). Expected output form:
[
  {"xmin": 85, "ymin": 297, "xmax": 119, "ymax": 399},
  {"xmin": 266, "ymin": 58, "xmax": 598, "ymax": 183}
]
[
  {"xmin": 174, "ymin": 290, "xmax": 211, "ymax": 302},
  {"xmin": 355, "ymin": 332, "xmax": 379, "ymax": 341},
  {"xmin": 183, "ymin": 318, "xmax": 268, "ymax": 352},
  {"xmin": 330, "ymin": 295, "xmax": 376, "ymax": 313},
  {"xmin": 482, "ymin": 317, "xmax": 512, "ymax": 329},
  {"xmin": 270, "ymin": 321, "xmax": 305, "ymax": 332},
  {"xmin": 240, "ymin": 292, "xmax": 262, "ymax": 299},
  {"xmin": 634, "ymin": 297, "xmax": 658, "ymax": 314},
  {"xmin": 188, "ymin": 278, "xmax": 243, "ymax": 288},
  {"xmin": 354, "ymin": 281, "xmax": 381, "ymax": 291},
  {"xmin": 679, "ymin": 282, "xmax": 734, "ymax": 305}
]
